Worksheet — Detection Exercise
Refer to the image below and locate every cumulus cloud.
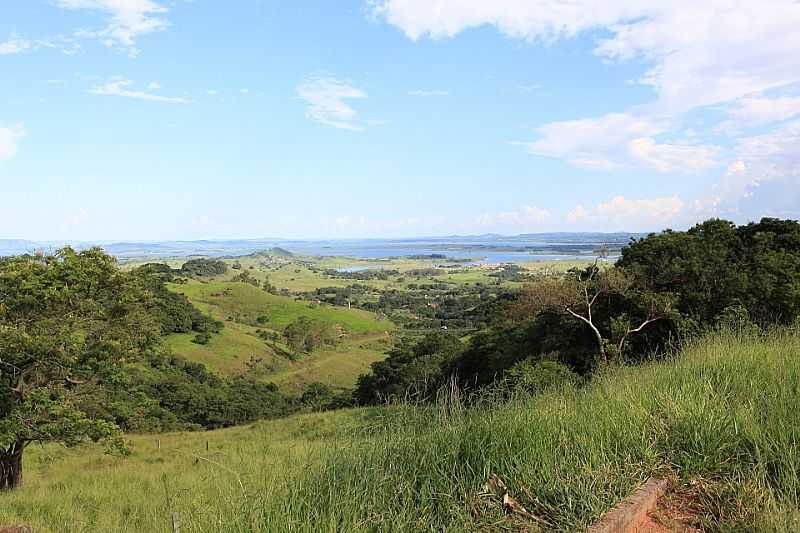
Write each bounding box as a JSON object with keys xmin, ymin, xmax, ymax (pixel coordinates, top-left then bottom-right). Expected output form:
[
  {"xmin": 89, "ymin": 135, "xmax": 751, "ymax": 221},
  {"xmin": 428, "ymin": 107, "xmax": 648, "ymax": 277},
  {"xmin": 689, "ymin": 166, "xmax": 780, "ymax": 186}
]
[
  {"xmin": 697, "ymin": 120, "xmax": 800, "ymax": 218},
  {"xmin": 518, "ymin": 112, "xmax": 663, "ymax": 170},
  {"xmin": 567, "ymin": 196, "xmax": 684, "ymax": 229},
  {"xmin": 89, "ymin": 79, "xmax": 188, "ymax": 103},
  {"xmin": 57, "ymin": 0, "xmax": 168, "ymax": 55},
  {"xmin": 475, "ymin": 205, "xmax": 551, "ymax": 228},
  {"xmin": 296, "ymin": 77, "xmax": 368, "ymax": 131},
  {"xmin": 0, "ymin": 124, "xmax": 26, "ymax": 161}
]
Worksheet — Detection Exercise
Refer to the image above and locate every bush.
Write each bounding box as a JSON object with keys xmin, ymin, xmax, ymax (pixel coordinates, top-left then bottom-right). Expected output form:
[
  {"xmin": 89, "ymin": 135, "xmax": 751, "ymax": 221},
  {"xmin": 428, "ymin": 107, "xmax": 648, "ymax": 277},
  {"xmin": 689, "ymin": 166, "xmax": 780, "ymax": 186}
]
[{"xmin": 192, "ymin": 331, "xmax": 212, "ymax": 345}]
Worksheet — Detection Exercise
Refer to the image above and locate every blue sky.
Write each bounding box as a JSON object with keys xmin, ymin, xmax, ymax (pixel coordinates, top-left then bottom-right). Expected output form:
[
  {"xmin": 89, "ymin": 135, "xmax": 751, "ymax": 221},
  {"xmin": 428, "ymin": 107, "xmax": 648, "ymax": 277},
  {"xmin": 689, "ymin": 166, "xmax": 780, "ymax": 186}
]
[{"xmin": 2, "ymin": 1, "xmax": 799, "ymax": 240}]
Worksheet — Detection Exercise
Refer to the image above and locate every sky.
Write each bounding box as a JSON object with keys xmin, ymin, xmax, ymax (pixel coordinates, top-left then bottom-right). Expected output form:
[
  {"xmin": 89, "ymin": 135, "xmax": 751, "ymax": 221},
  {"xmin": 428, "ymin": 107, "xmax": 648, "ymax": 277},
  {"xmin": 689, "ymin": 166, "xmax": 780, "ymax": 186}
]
[{"xmin": 1, "ymin": 0, "xmax": 800, "ymax": 241}]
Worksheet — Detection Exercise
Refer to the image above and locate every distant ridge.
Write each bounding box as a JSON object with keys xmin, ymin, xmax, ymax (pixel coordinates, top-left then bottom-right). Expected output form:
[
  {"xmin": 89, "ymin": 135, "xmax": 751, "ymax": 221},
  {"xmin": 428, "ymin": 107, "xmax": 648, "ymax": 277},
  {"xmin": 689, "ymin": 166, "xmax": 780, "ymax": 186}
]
[{"xmin": 0, "ymin": 232, "xmax": 647, "ymax": 260}]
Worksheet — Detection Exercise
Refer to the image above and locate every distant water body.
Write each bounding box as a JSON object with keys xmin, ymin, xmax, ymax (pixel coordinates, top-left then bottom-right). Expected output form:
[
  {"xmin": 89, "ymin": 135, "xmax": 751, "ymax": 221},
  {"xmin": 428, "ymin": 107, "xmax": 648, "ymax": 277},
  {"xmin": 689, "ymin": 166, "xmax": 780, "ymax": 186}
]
[{"xmin": 0, "ymin": 233, "xmax": 643, "ymax": 264}]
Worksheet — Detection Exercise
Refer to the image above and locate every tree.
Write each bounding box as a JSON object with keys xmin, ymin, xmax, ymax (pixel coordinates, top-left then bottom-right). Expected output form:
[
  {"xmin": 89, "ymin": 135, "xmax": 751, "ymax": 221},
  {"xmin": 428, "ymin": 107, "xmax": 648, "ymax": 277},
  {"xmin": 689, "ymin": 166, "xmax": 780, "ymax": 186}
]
[
  {"xmin": 354, "ymin": 332, "xmax": 464, "ymax": 404},
  {"xmin": 516, "ymin": 266, "xmax": 670, "ymax": 362},
  {"xmin": 0, "ymin": 248, "xmax": 156, "ymax": 490},
  {"xmin": 282, "ymin": 317, "xmax": 336, "ymax": 354},
  {"xmin": 179, "ymin": 258, "xmax": 228, "ymax": 277}
]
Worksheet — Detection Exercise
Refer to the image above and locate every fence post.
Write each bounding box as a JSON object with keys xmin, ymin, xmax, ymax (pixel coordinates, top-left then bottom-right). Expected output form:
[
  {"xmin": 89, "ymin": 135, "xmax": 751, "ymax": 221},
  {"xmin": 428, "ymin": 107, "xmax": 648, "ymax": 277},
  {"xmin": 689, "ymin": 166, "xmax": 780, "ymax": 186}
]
[{"xmin": 171, "ymin": 512, "xmax": 181, "ymax": 533}]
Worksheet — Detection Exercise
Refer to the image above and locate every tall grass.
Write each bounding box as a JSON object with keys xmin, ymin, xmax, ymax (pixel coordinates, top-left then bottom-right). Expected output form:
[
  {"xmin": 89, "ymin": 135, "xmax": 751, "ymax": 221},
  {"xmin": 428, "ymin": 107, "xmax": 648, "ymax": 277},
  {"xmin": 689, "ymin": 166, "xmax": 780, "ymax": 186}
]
[
  {"xmin": 250, "ymin": 327, "xmax": 800, "ymax": 531},
  {"xmin": 2, "ymin": 328, "xmax": 799, "ymax": 531}
]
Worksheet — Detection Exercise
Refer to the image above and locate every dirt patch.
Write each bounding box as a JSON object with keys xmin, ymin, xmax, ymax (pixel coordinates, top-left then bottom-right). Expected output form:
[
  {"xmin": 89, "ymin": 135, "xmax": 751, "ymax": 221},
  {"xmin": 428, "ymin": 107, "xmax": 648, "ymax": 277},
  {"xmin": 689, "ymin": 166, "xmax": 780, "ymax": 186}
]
[{"xmin": 635, "ymin": 485, "xmax": 703, "ymax": 532}]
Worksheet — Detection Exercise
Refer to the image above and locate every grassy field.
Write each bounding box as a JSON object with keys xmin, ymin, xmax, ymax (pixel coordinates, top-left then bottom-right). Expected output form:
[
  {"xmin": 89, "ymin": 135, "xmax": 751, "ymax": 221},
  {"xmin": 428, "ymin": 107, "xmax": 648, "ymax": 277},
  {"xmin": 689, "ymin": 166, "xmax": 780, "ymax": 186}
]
[
  {"xmin": 163, "ymin": 280, "xmax": 392, "ymax": 391},
  {"xmin": 3, "ymin": 328, "xmax": 800, "ymax": 531},
  {"xmin": 169, "ymin": 281, "xmax": 388, "ymax": 333}
]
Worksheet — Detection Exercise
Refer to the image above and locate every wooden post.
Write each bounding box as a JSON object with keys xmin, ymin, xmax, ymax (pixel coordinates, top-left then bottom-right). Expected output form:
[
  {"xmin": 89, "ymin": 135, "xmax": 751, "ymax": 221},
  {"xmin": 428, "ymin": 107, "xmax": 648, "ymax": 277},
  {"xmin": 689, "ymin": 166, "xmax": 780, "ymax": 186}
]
[
  {"xmin": 171, "ymin": 511, "xmax": 181, "ymax": 533},
  {"xmin": 206, "ymin": 441, "xmax": 209, "ymax": 451},
  {"xmin": 157, "ymin": 439, "xmax": 161, "ymax": 450}
]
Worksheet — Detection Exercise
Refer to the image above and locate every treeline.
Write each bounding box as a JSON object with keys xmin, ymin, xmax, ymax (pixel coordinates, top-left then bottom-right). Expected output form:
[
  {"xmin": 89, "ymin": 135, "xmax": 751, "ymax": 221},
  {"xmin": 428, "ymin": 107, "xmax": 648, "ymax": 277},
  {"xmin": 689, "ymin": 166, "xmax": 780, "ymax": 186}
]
[{"xmin": 355, "ymin": 218, "xmax": 800, "ymax": 404}]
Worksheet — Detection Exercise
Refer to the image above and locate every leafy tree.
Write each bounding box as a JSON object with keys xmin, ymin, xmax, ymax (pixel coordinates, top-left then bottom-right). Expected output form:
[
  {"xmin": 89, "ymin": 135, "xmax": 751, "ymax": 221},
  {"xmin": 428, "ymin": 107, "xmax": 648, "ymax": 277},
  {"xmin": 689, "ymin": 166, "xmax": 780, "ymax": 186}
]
[
  {"xmin": 179, "ymin": 258, "xmax": 228, "ymax": 277},
  {"xmin": 355, "ymin": 332, "xmax": 464, "ymax": 404},
  {"xmin": 618, "ymin": 218, "xmax": 800, "ymax": 325},
  {"xmin": 0, "ymin": 248, "xmax": 157, "ymax": 489},
  {"xmin": 515, "ymin": 266, "xmax": 671, "ymax": 362},
  {"xmin": 283, "ymin": 317, "xmax": 336, "ymax": 354}
]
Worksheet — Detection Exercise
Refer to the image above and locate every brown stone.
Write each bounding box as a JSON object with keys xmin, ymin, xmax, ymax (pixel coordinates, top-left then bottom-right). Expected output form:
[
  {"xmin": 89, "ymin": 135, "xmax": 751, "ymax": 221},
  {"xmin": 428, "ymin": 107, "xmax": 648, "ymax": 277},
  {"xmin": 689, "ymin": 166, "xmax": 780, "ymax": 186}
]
[
  {"xmin": 0, "ymin": 526, "xmax": 33, "ymax": 533},
  {"xmin": 589, "ymin": 478, "xmax": 669, "ymax": 533}
]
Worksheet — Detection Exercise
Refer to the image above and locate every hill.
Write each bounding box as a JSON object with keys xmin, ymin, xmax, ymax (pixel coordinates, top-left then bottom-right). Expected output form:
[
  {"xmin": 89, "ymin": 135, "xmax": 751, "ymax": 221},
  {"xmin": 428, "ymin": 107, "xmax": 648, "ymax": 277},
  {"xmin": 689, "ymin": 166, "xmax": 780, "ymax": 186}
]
[
  {"xmin": 164, "ymin": 280, "xmax": 392, "ymax": 391},
  {"xmin": 3, "ymin": 328, "xmax": 798, "ymax": 531}
]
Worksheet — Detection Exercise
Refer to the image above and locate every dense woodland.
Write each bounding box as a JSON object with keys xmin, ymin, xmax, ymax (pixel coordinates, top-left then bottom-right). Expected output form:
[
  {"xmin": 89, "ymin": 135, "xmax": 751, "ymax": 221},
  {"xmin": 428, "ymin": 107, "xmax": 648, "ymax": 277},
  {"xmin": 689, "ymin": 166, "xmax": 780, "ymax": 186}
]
[{"xmin": 1, "ymin": 217, "xmax": 799, "ymax": 490}]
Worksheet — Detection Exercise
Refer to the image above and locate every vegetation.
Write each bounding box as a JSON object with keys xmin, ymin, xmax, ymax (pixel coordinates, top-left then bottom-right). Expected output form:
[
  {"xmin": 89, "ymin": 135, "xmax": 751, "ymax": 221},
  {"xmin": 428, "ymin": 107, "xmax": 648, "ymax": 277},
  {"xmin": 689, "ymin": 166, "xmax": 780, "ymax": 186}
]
[
  {"xmin": 179, "ymin": 258, "xmax": 228, "ymax": 278},
  {"xmin": 282, "ymin": 317, "xmax": 337, "ymax": 355},
  {"xmin": 355, "ymin": 218, "xmax": 800, "ymax": 404},
  {"xmin": 2, "ymin": 217, "xmax": 799, "ymax": 530},
  {"xmin": 1, "ymin": 329, "xmax": 799, "ymax": 530}
]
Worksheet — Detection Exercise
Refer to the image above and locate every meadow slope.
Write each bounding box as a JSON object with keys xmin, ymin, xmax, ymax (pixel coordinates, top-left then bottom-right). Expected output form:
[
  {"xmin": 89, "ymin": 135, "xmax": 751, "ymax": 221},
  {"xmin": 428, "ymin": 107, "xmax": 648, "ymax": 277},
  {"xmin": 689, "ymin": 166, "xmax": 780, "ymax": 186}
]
[
  {"xmin": 2, "ymin": 329, "xmax": 798, "ymax": 531},
  {"xmin": 164, "ymin": 280, "xmax": 392, "ymax": 390}
]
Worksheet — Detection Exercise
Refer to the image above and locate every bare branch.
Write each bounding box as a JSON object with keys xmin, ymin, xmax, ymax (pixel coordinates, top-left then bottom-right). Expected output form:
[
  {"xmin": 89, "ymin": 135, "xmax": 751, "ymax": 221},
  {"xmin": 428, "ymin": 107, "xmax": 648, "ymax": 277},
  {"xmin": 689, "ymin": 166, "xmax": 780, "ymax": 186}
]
[{"xmin": 617, "ymin": 317, "xmax": 663, "ymax": 355}]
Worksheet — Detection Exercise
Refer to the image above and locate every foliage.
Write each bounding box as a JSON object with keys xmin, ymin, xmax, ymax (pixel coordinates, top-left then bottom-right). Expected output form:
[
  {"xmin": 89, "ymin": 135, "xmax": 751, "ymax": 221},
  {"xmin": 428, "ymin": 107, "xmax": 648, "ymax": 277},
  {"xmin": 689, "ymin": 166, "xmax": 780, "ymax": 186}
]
[
  {"xmin": 179, "ymin": 258, "xmax": 228, "ymax": 278},
  {"xmin": 501, "ymin": 359, "xmax": 578, "ymax": 396},
  {"xmin": 354, "ymin": 332, "xmax": 464, "ymax": 404},
  {"xmin": 132, "ymin": 265, "xmax": 223, "ymax": 336},
  {"xmin": 0, "ymin": 248, "xmax": 158, "ymax": 488},
  {"xmin": 619, "ymin": 217, "xmax": 800, "ymax": 325},
  {"xmin": 283, "ymin": 317, "xmax": 337, "ymax": 354}
]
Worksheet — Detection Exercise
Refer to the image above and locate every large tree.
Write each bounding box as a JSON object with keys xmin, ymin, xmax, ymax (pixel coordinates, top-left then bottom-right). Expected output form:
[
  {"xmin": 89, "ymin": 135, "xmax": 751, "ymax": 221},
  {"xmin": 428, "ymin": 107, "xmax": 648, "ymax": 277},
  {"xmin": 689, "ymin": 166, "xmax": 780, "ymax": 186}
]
[
  {"xmin": 0, "ymin": 248, "xmax": 158, "ymax": 490},
  {"xmin": 515, "ymin": 265, "xmax": 672, "ymax": 362}
]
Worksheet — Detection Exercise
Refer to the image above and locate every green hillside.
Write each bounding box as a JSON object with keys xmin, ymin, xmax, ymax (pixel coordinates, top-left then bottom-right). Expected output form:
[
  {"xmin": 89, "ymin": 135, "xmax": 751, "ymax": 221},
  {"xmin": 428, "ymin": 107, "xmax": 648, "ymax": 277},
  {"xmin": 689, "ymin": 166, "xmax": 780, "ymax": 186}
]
[
  {"xmin": 3, "ymin": 329, "xmax": 799, "ymax": 531},
  {"xmin": 163, "ymin": 280, "xmax": 392, "ymax": 390}
]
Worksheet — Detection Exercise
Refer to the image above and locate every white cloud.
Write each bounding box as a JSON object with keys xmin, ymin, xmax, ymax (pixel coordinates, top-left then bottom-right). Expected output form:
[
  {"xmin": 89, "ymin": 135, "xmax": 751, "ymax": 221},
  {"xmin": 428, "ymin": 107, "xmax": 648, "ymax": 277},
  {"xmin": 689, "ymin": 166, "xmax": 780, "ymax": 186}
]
[
  {"xmin": 627, "ymin": 137, "xmax": 717, "ymax": 173},
  {"xmin": 516, "ymin": 111, "xmax": 719, "ymax": 173},
  {"xmin": 373, "ymin": 0, "xmax": 800, "ymax": 181},
  {"xmin": 701, "ymin": 120, "xmax": 800, "ymax": 214},
  {"xmin": 57, "ymin": 0, "xmax": 168, "ymax": 55},
  {"xmin": 475, "ymin": 205, "xmax": 551, "ymax": 228},
  {"xmin": 372, "ymin": 1, "xmax": 800, "ymax": 113},
  {"xmin": 89, "ymin": 79, "xmax": 188, "ymax": 103},
  {"xmin": 0, "ymin": 124, "xmax": 26, "ymax": 161},
  {"xmin": 567, "ymin": 195, "xmax": 684, "ymax": 229},
  {"xmin": 296, "ymin": 77, "xmax": 368, "ymax": 131},
  {"xmin": 566, "ymin": 204, "xmax": 587, "ymax": 224},
  {"xmin": 147, "ymin": 80, "xmax": 161, "ymax": 90},
  {"xmin": 723, "ymin": 95, "xmax": 800, "ymax": 129},
  {"xmin": 520, "ymin": 112, "xmax": 662, "ymax": 170},
  {"xmin": 0, "ymin": 33, "xmax": 34, "ymax": 55},
  {"xmin": 408, "ymin": 89, "xmax": 449, "ymax": 97}
]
